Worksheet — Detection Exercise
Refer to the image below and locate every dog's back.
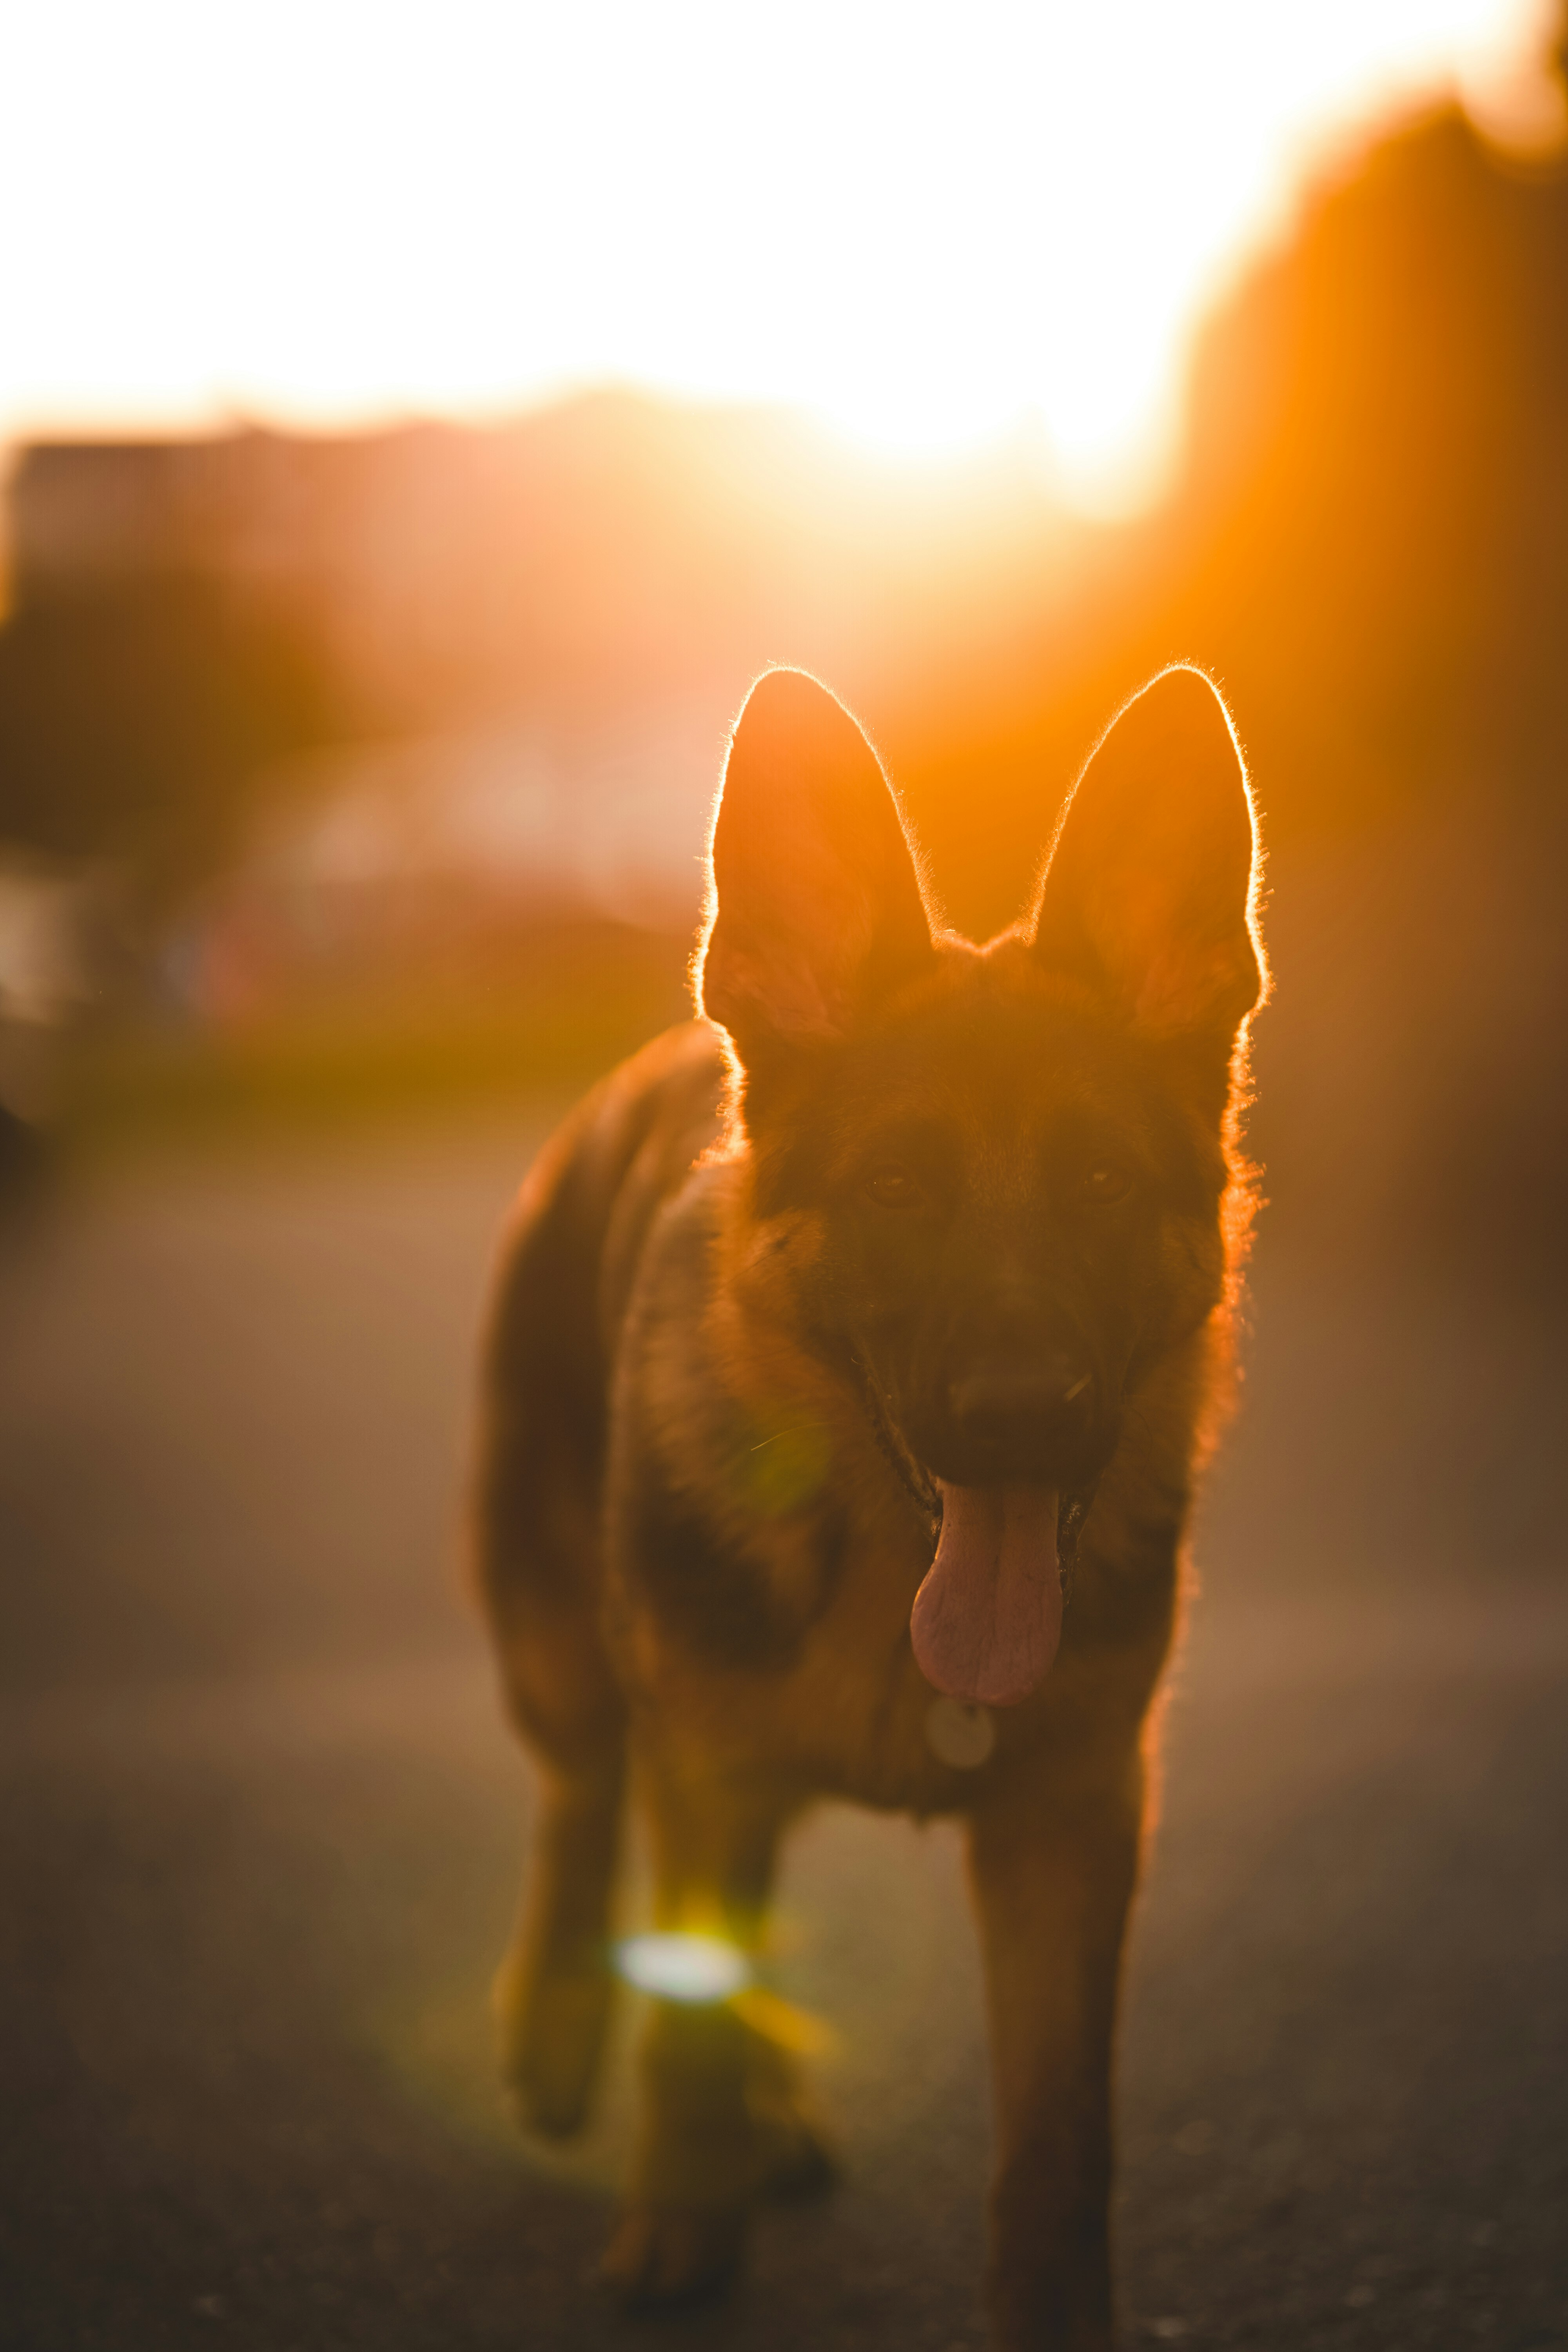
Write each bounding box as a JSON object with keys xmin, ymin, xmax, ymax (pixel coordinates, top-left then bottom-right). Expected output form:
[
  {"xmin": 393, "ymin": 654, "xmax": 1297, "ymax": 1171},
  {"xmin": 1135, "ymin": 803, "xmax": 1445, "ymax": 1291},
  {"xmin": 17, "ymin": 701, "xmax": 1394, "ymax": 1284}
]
[{"xmin": 476, "ymin": 1021, "xmax": 724, "ymax": 1758}]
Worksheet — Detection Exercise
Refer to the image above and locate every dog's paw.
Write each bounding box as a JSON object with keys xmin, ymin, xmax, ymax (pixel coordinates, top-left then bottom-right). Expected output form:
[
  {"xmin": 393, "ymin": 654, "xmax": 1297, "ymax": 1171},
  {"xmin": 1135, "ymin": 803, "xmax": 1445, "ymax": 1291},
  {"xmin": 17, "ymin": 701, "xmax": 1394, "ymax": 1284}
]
[
  {"xmin": 601, "ymin": 2201, "xmax": 746, "ymax": 2308},
  {"xmin": 497, "ymin": 1962, "xmax": 613, "ymax": 2139}
]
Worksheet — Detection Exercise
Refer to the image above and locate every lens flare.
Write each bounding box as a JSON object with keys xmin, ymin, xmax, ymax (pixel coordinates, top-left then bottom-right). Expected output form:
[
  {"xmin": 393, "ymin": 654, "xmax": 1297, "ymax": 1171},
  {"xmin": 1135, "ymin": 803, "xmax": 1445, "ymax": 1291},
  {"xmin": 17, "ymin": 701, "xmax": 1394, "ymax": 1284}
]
[{"xmin": 613, "ymin": 1931, "xmax": 753, "ymax": 2004}]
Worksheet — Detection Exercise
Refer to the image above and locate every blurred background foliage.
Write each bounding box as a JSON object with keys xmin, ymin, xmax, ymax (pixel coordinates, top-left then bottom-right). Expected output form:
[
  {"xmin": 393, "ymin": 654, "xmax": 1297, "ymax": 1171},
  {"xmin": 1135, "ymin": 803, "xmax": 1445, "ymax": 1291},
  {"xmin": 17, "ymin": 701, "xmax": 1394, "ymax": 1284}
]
[{"xmin": 1, "ymin": 65, "xmax": 1565, "ymax": 1291}]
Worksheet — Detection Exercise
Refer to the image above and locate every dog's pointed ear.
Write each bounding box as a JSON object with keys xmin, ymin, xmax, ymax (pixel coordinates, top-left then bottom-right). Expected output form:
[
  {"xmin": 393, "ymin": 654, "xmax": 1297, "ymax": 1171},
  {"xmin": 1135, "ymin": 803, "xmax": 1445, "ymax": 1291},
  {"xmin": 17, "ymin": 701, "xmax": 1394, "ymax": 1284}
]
[
  {"xmin": 1032, "ymin": 667, "xmax": 1265, "ymax": 1049},
  {"xmin": 699, "ymin": 669, "xmax": 934, "ymax": 1060}
]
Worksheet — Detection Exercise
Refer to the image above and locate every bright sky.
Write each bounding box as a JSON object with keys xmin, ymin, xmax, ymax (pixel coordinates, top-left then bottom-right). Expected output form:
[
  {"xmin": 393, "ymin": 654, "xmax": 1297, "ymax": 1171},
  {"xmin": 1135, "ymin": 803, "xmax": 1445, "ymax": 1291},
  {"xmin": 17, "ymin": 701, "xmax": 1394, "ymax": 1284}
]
[{"xmin": 1, "ymin": 0, "xmax": 1559, "ymax": 512}]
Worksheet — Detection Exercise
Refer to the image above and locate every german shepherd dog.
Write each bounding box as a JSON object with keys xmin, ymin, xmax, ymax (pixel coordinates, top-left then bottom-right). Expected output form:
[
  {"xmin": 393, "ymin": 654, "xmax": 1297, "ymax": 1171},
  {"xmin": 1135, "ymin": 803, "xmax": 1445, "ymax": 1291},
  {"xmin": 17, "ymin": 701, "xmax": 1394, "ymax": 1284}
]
[{"xmin": 474, "ymin": 663, "xmax": 1266, "ymax": 2348}]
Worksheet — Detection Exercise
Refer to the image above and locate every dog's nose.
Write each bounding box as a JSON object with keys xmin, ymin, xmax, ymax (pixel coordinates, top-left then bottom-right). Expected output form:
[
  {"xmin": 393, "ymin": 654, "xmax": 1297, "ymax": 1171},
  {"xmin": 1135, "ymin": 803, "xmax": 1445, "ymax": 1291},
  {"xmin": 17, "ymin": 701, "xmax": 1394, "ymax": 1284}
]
[{"xmin": 946, "ymin": 1356, "xmax": 1093, "ymax": 1443}]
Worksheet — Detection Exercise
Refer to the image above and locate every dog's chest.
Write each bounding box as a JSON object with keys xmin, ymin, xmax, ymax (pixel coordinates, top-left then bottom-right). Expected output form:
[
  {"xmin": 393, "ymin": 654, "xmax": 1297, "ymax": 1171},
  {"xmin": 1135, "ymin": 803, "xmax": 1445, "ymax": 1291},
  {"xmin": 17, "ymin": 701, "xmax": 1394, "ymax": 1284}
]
[{"xmin": 613, "ymin": 1511, "xmax": 1036, "ymax": 1816}]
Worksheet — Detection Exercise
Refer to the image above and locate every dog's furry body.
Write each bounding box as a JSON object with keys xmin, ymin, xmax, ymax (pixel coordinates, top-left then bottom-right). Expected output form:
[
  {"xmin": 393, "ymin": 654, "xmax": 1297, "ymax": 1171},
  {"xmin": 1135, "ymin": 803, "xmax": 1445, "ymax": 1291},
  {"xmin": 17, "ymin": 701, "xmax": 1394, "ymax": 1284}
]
[{"xmin": 475, "ymin": 665, "xmax": 1265, "ymax": 2348}]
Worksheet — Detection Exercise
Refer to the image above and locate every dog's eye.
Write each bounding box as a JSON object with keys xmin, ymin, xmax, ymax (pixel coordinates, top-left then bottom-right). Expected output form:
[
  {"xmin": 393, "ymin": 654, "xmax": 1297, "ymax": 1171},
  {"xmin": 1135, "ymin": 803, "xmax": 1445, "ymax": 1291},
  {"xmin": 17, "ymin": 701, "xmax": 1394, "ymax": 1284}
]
[
  {"xmin": 866, "ymin": 1165, "xmax": 923, "ymax": 1209},
  {"xmin": 1082, "ymin": 1165, "xmax": 1133, "ymax": 1206}
]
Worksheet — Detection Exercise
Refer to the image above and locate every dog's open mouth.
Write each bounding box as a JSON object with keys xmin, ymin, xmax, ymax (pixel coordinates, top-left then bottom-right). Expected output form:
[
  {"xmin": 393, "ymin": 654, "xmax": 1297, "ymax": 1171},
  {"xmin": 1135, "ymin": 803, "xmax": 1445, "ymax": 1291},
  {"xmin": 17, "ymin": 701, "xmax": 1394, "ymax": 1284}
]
[{"xmin": 910, "ymin": 1482, "xmax": 1063, "ymax": 1709}]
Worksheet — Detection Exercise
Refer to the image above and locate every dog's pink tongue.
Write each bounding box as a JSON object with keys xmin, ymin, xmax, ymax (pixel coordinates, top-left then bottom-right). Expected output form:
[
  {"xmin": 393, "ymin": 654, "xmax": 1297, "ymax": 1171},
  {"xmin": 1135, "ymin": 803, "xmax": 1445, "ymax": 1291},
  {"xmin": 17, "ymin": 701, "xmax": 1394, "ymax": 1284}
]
[{"xmin": 910, "ymin": 1483, "xmax": 1062, "ymax": 1709}]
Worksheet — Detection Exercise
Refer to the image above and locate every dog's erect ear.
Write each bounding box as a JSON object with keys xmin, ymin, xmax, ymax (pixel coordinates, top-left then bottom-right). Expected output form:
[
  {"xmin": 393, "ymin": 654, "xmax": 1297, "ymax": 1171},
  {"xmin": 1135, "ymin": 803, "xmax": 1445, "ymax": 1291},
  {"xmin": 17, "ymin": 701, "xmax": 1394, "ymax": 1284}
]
[
  {"xmin": 1032, "ymin": 666, "xmax": 1265, "ymax": 1045},
  {"xmin": 699, "ymin": 670, "xmax": 934, "ymax": 1058}
]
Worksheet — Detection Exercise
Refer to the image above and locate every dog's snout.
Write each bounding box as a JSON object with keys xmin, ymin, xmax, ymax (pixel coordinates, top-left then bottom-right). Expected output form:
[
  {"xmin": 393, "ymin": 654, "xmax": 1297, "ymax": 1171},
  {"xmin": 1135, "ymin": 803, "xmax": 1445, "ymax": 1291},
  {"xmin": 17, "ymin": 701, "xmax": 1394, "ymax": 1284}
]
[
  {"xmin": 946, "ymin": 1355, "xmax": 1092, "ymax": 1439},
  {"xmin": 902, "ymin": 1333, "xmax": 1108, "ymax": 1492}
]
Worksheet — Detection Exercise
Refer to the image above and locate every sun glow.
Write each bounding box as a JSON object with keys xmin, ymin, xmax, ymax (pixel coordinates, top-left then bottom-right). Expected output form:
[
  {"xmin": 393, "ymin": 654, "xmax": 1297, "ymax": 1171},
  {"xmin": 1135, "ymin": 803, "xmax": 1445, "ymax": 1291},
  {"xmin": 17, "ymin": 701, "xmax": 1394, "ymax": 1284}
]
[{"xmin": 0, "ymin": 0, "xmax": 1558, "ymax": 515}]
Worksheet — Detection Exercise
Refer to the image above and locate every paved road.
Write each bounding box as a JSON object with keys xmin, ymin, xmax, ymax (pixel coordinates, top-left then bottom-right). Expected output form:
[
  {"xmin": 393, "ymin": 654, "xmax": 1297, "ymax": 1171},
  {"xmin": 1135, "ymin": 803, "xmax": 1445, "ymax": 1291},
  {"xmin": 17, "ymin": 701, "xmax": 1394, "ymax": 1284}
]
[{"xmin": 1, "ymin": 1116, "xmax": 1564, "ymax": 2351}]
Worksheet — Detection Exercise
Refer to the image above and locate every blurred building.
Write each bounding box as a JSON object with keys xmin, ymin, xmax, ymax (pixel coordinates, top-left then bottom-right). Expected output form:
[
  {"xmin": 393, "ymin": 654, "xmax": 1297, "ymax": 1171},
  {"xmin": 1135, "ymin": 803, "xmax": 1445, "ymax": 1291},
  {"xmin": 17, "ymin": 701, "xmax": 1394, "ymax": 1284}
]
[{"xmin": 6, "ymin": 402, "xmax": 1073, "ymax": 738}]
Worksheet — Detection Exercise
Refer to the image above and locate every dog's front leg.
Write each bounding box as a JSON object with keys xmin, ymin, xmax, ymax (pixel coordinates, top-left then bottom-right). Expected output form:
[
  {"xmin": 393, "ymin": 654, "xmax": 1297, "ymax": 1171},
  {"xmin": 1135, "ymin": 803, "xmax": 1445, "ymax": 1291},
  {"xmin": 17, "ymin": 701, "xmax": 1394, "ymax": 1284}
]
[
  {"xmin": 603, "ymin": 1746, "xmax": 800, "ymax": 2308},
  {"xmin": 967, "ymin": 1743, "xmax": 1144, "ymax": 2351}
]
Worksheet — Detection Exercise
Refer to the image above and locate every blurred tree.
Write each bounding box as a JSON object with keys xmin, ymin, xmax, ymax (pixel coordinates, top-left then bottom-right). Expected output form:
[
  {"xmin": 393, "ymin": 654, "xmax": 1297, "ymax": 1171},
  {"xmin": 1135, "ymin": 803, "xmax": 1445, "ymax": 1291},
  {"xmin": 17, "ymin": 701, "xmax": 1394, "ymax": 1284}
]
[
  {"xmin": 1180, "ymin": 100, "xmax": 1568, "ymax": 821},
  {"xmin": 0, "ymin": 576, "xmax": 340, "ymax": 899},
  {"xmin": 882, "ymin": 90, "xmax": 1568, "ymax": 918}
]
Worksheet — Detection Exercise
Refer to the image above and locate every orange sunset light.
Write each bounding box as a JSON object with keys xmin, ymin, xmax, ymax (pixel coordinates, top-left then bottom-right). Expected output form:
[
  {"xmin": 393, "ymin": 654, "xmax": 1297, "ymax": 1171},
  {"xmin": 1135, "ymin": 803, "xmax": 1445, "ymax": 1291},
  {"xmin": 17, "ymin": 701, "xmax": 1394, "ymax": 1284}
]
[{"xmin": 2, "ymin": 0, "xmax": 1562, "ymax": 513}]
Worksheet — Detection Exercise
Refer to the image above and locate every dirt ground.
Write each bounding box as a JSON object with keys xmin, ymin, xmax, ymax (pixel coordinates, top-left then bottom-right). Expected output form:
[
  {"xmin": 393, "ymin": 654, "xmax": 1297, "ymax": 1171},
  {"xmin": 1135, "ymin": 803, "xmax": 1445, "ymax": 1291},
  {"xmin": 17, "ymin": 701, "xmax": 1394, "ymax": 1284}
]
[{"xmin": 1, "ymin": 1110, "xmax": 1564, "ymax": 2351}]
